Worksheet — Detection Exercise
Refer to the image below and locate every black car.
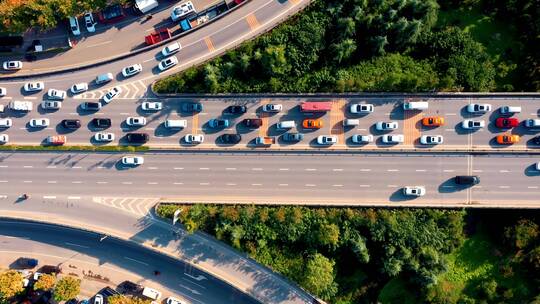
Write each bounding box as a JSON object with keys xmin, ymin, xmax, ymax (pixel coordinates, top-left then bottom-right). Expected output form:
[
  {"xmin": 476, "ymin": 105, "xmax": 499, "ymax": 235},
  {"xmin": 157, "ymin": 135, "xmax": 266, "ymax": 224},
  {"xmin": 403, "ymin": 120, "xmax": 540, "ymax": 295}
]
[
  {"xmin": 91, "ymin": 118, "xmax": 111, "ymax": 129},
  {"xmin": 182, "ymin": 102, "xmax": 203, "ymax": 113},
  {"xmin": 126, "ymin": 133, "xmax": 149, "ymax": 144},
  {"xmin": 282, "ymin": 133, "xmax": 304, "ymax": 142},
  {"xmin": 118, "ymin": 280, "xmax": 143, "ymax": 294},
  {"xmin": 455, "ymin": 175, "xmax": 480, "ymax": 185},
  {"xmin": 16, "ymin": 257, "xmax": 38, "ymax": 268},
  {"xmin": 242, "ymin": 118, "xmax": 262, "ymax": 128},
  {"xmin": 219, "ymin": 133, "xmax": 241, "ymax": 144},
  {"xmin": 226, "ymin": 105, "xmax": 247, "ymax": 114},
  {"xmin": 39, "ymin": 265, "xmax": 61, "ymax": 274},
  {"xmin": 81, "ymin": 101, "xmax": 101, "ymax": 111},
  {"xmin": 532, "ymin": 136, "xmax": 540, "ymax": 146},
  {"xmin": 61, "ymin": 119, "xmax": 81, "ymax": 129}
]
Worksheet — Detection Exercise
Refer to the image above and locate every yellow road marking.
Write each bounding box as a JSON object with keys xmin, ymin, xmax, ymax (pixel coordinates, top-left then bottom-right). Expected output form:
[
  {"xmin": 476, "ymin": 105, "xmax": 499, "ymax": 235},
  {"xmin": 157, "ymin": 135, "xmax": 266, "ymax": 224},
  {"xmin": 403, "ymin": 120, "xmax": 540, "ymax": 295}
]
[
  {"xmin": 330, "ymin": 100, "xmax": 346, "ymax": 144},
  {"xmin": 289, "ymin": 0, "xmax": 299, "ymax": 4},
  {"xmin": 259, "ymin": 99, "xmax": 269, "ymax": 137},
  {"xmin": 204, "ymin": 37, "xmax": 215, "ymax": 52},
  {"xmin": 403, "ymin": 110, "xmax": 423, "ymax": 146},
  {"xmin": 246, "ymin": 14, "xmax": 261, "ymax": 31},
  {"xmin": 192, "ymin": 113, "xmax": 199, "ymax": 135}
]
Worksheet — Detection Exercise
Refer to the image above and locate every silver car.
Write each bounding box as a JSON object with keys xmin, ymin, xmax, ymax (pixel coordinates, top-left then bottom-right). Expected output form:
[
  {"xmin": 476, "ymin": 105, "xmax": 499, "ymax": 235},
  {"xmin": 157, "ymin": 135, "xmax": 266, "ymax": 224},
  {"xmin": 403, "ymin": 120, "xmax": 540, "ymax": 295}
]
[
  {"xmin": 29, "ymin": 118, "xmax": 50, "ymax": 128},
  {"xmin": 381, "ymin": 134, "xmax": 404, "ymax": 143},
  {"xmin": 467, "ymin": 103, "xmax": 491, "ymax": 114},
  {"xmin": 184, "ymin": 134, "xmax": 204, "ymax": 144},
  {"xmin": 420, "ymin": 135, "xmax": 443, "ymax": 145},
  {"xmin": 24, "ymin": 82, "xmax": 44, "ymax": 92},
  {"xmin": 376, "ymin": 121, "xmax": 398, "ymax": 131},
  {"xmin": 122, "ymin": 64, "xmax": 142, "ymax": 77},
  {"xmin": 41, "ymin": 100, "xmax": 61, "ymax": 110},
  {"xmin": 462, "ymin": 119, "xmax": 485, "ymax": 129},
  {"xmin": 351, "ymin": 134, "xmax": 373, "ymax": 144},
  {"xmin": 47, "ymin": 89, "xmax": 66, "ymax": 100},
  {"xmin": 350, "ymin": 103, "xmax": 374, "ymax": 114},
  {"xmin": 126, "ymin": 116, "xmax": 147, "ymax": 127},
  {"xmin": 71, "ymin": 82, "xmax": 88, "ymax": 94},
  {"xmin": 103, "ymin": 87, "xmax": 122, "ymax": 103}
]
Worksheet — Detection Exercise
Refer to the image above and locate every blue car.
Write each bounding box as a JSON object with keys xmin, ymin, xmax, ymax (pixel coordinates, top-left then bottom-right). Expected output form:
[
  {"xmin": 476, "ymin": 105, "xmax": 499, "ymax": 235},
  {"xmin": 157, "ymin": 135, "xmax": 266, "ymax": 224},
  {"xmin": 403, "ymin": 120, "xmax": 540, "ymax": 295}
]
[{"xmin": 209, "ymin": 118, "xmax": 230, "ymax": 128}]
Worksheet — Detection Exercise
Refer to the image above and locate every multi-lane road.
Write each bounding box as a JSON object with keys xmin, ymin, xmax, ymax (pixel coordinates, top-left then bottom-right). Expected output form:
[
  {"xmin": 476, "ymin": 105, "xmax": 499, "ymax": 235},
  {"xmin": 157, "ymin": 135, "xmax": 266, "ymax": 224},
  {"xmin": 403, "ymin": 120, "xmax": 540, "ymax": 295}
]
[
  {"xmin": 1, "ymin": 151, "xmax": 539, "ymax": 206},
  {"xmin": 1, "ymin": 96, "xmax": 540, "ymax": 150}
]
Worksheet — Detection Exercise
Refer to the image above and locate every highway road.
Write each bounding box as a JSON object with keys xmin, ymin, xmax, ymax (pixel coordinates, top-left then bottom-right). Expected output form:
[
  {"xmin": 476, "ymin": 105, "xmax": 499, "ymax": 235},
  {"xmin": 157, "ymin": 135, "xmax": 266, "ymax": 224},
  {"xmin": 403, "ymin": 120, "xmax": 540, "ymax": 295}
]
[
  {"xmin": 0, "ymin": 219, "xmax": 260, "ymax": 304},
  {"xmin": 1, "ymin": 96, "xmax": 540, "ymax": 150},
  {"xmin": 1, "ymin": 151, "xmax": 539, "ymax": 206}
]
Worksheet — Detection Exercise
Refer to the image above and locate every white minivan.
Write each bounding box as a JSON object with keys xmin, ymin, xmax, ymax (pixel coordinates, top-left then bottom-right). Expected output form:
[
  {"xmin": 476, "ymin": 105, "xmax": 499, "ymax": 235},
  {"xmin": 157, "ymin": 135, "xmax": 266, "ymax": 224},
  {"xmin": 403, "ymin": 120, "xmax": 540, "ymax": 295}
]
[
  {"xmin": 276, "ymin": 121, "xmax": 295, "ymax": 130},
  {"xmin": 500, "ymin": 106, "xmax": 521, "ymax": 115},
  {"xmin": 69, "ymin": 16, "xmax": 81, "ymax": 36},
  {"xmin": 164, "ymin": 119, "xmax": 187, "ymax": 129},
  {"xmin": 403, "ymin": 101, "xmax": 428, "ymax": 111}
]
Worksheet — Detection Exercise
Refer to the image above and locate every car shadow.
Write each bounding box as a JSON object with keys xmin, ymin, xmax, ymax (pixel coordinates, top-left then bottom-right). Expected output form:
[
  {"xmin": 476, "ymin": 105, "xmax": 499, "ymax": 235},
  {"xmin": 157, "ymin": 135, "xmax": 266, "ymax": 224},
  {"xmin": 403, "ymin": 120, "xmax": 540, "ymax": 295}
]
[
  {"xmin": 55, "ymin": 123, "xmax": 77, "ymax": 134},
  {"xmin": 389, "ymin": 188, "xmax": 417, "ymax": 202},
  {"xmin": 524, "ymin": 163, "xmax": 540, "ymax": 177},
  {"xmin": 526, "ymin": 137, "xmax": 540, "ymax": 149},
  {"xmin": 154, "ymin": 123, "xmax": 181, "ymax": 137},
  {"xmin": 438, "ymin": 177, "xmax": 460, "ymax": 193}
]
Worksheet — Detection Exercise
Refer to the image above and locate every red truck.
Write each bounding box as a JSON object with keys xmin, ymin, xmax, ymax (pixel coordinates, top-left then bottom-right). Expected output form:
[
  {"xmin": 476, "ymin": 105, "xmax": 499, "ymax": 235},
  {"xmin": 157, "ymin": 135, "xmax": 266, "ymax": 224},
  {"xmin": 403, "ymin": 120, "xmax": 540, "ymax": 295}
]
[
  {"xmin": 145, "ymin": 28, "xmax": 172, "ymax": 45},
  {"xmin": 300, "ymin": 101, "xmax": 332, "ymax": 113}
]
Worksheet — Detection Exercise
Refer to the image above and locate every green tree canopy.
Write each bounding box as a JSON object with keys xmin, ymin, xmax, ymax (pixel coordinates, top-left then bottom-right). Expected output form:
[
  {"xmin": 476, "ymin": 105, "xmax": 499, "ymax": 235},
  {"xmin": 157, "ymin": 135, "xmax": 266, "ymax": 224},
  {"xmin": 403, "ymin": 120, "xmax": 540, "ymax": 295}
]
[
  {"xmin": 301, "ymin": 253, "xmax": 338, "ymax": 300},
  {"xmin": 53, "ymin": 276, "xmax": 81, "ymax": 301}
]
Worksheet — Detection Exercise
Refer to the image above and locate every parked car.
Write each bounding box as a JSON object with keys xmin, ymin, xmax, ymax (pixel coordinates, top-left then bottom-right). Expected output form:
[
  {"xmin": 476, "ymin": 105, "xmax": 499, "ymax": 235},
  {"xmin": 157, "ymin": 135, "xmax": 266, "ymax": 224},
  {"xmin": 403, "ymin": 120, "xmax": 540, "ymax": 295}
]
[
  {"xmin": 24, "ymin": 81, "xmax": 44, "ymax": 92},
  {"xmin": 262, "ymin": 103, "xmax": 282, "ymax": 113},
  {"xmin": 41, "ymin": 100, "xmax": 61, "ymax": 110},
  {"xmin": 0, "ymin": 118, "xmax": 13, "ymax": 128},
  {"xmin": 161, "ymin": 42, "xmax": 182, "ymax": 57},
  {"xmin": 282, "ymin": 133, "xmax": 304, "ymax": 142},
  {"xmin": 141, "ymin": 101, "xmax": 162, "ymax": 111},
  {"xmin": 242, "ymin": 118, "xmax": 262, "ymax": 128},
  {"xmin": 71, "ymin": 82, "xmax": 88, "ymax": 94},
  {"xmin": 94, "ymin": 132, "xmax": 115, "ymax": 142},
  {"xmin": 29, "ymin": 118, "xmax": 50, "ymax": 128},
  {"xmin": 420, "ymin": 135, "xmax": 443, "ymax": 145},
  {"xmin": 496, "ymin": 134, "xmax": 520, "ymax": 144},
  {"xmin": 17, "ymin": 257, "xmax": 38, "ymax": 269},
  {"xmin": 467, "ymin": 103, "xmax": 491, "ymax": 114},
  {"xmin": 422, "ymin": 116, "xmax": 445, "ymax": 127},
  {"xmin": 3, "ymin": 60, "xmax": 23, "ymax": 70},
  {"xmin": 47, "ymin": 89, "xmax": 67, "ymax": 100},
  {"xmin": 225, "ymin": 105, "xmax": 247, "ymax": 114},
  {"xmin": 375, "ymin": 121, "xmax": 398, "ymax": 131},
  {"xmin": 103, "ymin": 87, "xmax": 122, "ymax": 103},
  {"xmin": 349, "ymin": 103, "xmax": 374, "ymax": 114},
  {"xmin": 121, "ymin": 156, "xmax": 144, "ymax": 166},
  {"xmin": 302, "ymin": 119, "xmax": 322, "ymax": 129},
  {"xmin": 0, "ymin": 134, "xmax": 8, "ymax": 144},
  {"xmin": 68, "ymin": 16, "xmax": 81, "ymax": 35},
  {"xmin": 122, "ymin": 64, "xmax": 142, "ymax": 77},
  {"xmin": 208, "ymin": 118, "xmax": 229, "ymax": 128},
  {"xmin": 93, "ymin": 294, "xmax": 103, "ymax": 304},
  {"xmin": 381, "ymin": 134, "xmax": 404, "ymax": 143},
  {"xmin": 219, "ymin": 133, "xmax": 241, "ymax": 144},
  {"xmin": 84, "ymin": 12, "xmax": 96, "ymax": 32},
  {"xmin": 170, "ymin": 1, "xmax": 195, "ymax": 21},
  {"xmin": 461, "ymin": 119, "xmax": 485, "ymax": 129},
  {"xmin": 455, "ymin": 175, "xmax": 480, "ymax": 185},
  {"xmin": 91, "ymin": 118, "xmax": 111, "ymax": 129},
  {"xmin": 403, "ymin": 186, "xmax": 426, "ymax": 197},
  {"xmin": 126, "ymin": 133, "xmax": 149, "ymax": 144},
  {"xmin": 182, "ymin": 102, "xmax": 202, "ymax": 113},
  {"xmin": 500, "ymin": 106, "xmax": 521, "ymax": 115},
  {"xmin": 184, "ymin": 134, "xmax": 204, "ymax": 144},
  {"xmin": 525, "ymin": 119, "xmax": 540, "ymax": 129},
  {"xmin": 81, "ymin": 101, "xmax": 101, "ymax": 111},
  {"xmin": 495, "ymin": 117, "xmax": 519, "ymax": 128},
  {"xmin": 61, "ymin": 119, "xmax": 81, "ymax": 129},
  {"xmin": 126, "ymin": 116, "xmax": 146, "ymax": 127},
  {"xmin": 317, "ymin": 135, "xmax": 337, "ymax": 145},
  {"xmin": 0, "ymin": 87, "xmax": 5, "ymax": 96},
  {"xmin": 166, "ymin": 297, "xmax": 186, "ymax": 304},
  {"xmin": 158, "ymin": 56, "xmax": 178, "ymax": 71},
  {"xmin": 351, "ymin": 134, "xmax": 373, "ymax": 144}
]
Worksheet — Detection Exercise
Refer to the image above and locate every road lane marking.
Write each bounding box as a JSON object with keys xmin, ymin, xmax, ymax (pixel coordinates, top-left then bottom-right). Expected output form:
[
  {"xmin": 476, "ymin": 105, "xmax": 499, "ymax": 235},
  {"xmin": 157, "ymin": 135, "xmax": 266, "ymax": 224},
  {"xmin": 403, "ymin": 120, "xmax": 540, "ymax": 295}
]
[
  {"xmin": 332, "ymin": 184, "xmax": 343, "ymax": 187},
  {"xmin": 23, "ymin": 165, "xmax": 33, "ymax": 168},
  {"xmin": 23, "ymin": 181, "xmax": 32, "ymax": 183},
  {"xmin": 67, "ymin": 196, "xmax": 81, "ymax": 200},
  {"xmin": 359, "ymin": 185, "xmax": 370, "ymax": 187},
  {"xmin": 387, "ymin": 169, "xmax": 399, "ymax": 172},
  {"xmin": 199, "ymin": 183, "xmax": 210, "ymax": 185},
  {"xmin": 122, "ymin": 182, "xmax": 133, "ymax": 185},
  {"xmin": 173, "ymin": 182, "xmax": 184, "ymax": 185},
  {"xmin": 199, "ymin": 168, "xmax": 209, "ymax": 170},
  {"xmin": 23, "ymin": 96, "xmax": 37, "ymax": 100},
  {"xmin": 97, "ymin": 181, "xmax": 108, "ymax": 184},
  {"xmin": 446, "ymin": 113, "xmax": 457, "ymax": 116},
  {"xmin": 333, "ymin": 169, "xmax": 343, "ymax": 171},
  {"xmin": 46, "ymin": 166, "xmax": 56, "ymax": 169},
  {"xmin": 225, "ymin": 168, "xmax": 236, "ymax": 170},
  {"xmin": 387, "ymin": 185, "xmax": 398, "ymax": 188},
  {"xmin": 252, "ymin": 168, "xmax": 263, "ymax": 171},
  {"xmin": 473, "ymin": 169, "xmax": 483, "ymax": 172},
  {"xmin": 251, "ymin": 183, "xmax": 262, "ymax": 186},
  {"xmin": 415, "ymin": 169, "xmax": 426, "ymax": 172},
  {"xmin": 0, "ymin": 165, "xmax": 7, "ymax": 168},
  {"xmin": 0, "ymin": 181, "xmax": 7, "ymax": 183},
  {"xmin": 148, "ymin": 167, "xmax": 158, "ymax": 170},
  {"xmin": 528, "ymin": 186, "xmax": 539, "ymax": 189},
  {"xmin": 305, "ymin": 168, "xmax": 317, "ymax": 171},
  {"xmin": 443, "ymin": 169, "xmax": 454, "ymax": 172},
  {"xmin": 278, "ymin": 184, "xmax": 288, "ymax": 186},
  {"xmin": 147, "ymin": 182, "xmax": 158, "ymax": 185},
  {"xmin": 124, "ymin": 256, "xmax": 149, "ymax": 266},
  {"xmin": 65, "ymin": 242, "xmax": 88, "ymax": 248},
  {"xmin": 226, "ymin": 183, "xmax": 237, "ymax": 186},
  {"xmin": 85, "ymin": 40, "xmax": 112, "ymax": 48},
  {"xmin": 47, "ymin": 181, "xmax": 57, "ymax": 184},
  {"xmin": 43, "ymin": 196, "xmax": 56, "ymax": 199},
  {"xmin": 360, "ymin": 169, "xmax": 371, "ymax": 172},
  {"xmin": 279, "ymin": 168, "xmax": 289, "ymax": 171},
  {"xmin": 305, "ymin": 184, "xmax": 316, "ymax": 187},
  {"xmin": 499, "ymin": 170, "xmax": 510, "ymax": 173},
  {"xmin": 499, "ymin": 186, "xmax": 510, "ymax": 189},
  {"xmin": 246, "ymin": 13, "xmax": 261, "ymax": 31},
  {"xmin": 204, "ymin": 36, "xmax": 215, "ymax": 52},
  {"xmin": 174, "ymin": 167, "xmax": 184, "ymax": 170},
  {"xmin": 72, "ymin": 181, "xmax": 82, "ymax": 184}
]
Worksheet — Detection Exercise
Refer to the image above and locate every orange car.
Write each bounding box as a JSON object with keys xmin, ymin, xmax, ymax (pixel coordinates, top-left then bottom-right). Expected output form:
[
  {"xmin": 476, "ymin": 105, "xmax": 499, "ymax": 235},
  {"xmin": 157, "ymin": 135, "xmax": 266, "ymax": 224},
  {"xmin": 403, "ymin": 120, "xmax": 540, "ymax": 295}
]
[
  {"xmin": 422, "ymin": 116, "xmax": 445, "ymax": 127},
  {"xmin": 302, "ymin": 119, "xmax": 323, "ymax": 129},
  {"xmin": 496, "ymin": 134, "xmax": 520, "ymax": 144}
]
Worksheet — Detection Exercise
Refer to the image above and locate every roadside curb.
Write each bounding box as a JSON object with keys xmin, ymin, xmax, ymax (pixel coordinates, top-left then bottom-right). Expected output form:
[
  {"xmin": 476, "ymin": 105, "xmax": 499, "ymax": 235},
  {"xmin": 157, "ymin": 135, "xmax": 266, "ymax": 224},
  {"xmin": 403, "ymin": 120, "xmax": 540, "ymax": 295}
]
[{"xmin": 0, "ymin": 0, "xmax": 253, "ymax": 81}]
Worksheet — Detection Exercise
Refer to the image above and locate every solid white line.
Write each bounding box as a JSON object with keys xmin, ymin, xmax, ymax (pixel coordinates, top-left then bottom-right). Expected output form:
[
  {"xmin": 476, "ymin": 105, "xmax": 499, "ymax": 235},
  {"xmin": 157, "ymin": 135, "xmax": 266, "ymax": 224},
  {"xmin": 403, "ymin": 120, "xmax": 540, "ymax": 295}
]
[
  {"xmin": 124, "ymin": 256, "xmax": 149, "ymax": 266},
  {"xmin": 67, "ymin": 196, "xmax": 81, "ymax": 200},
  {"xmin": 43, "ymin": 196, "xmax": 56, "ymax": 199},
  {"xmin": 65, "ymin": 242, "xmax": 89, "ymax": 248}
]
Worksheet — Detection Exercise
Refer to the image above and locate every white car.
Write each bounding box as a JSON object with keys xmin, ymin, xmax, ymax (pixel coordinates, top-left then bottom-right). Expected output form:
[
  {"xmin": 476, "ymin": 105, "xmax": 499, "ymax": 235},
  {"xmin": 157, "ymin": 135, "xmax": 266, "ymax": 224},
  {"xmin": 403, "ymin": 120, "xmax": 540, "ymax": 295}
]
[
  {"xmin": 467, "ymin": 103, "xmax": 492, "ymax": 114},
  {"xmin": 33, "ymin": 272, "xmax": 42, "ymax": 281},
  {"xmin": 184, "ymin": 134, "xmax": 204, "ymax": 144},
  {"xmin": 0, "ymin": 87, "xmax": 6, "ymax": 96},
  {"xmin": 71, "ymin": 82, "xmax": 88, "ymax": 94},
  {"xmin": 403, "ymin": 186, "xmax": 426, "ymax": 197},
  {"xmin": 462, "ymin": 119, "xmax": 485, "ymax": 129},
  {"xmin": 103, "ymin": 87, "xmax": 122, "ymax": 103},
  {"xmin": 536, "ymin": 162, "xmax": 540, "ymax": 171},
  {"xmin": 122, "ymin": 64, "xmax": 142, "ymax": 77},
  {"xmin": 158, "ymin": 56, "xmax": 178, "ymax": 71},
  {"xmin": 317, "ymin": 135, "xmax": 337, "ymax": 145},
  {"xmin": 262, "ymin": 103, "xmax": 282, "ymax": 113},
  {"xmin": 142, "ymin": 101, "xmax": 163, "ymax": 111},
  {"xmin": 94, "ymin": 132, "xmax": 115, "ymax": 142},
  {"xmin": 84, "ymin": 12, "xmax": 96, "ymax": 32},
  {"xmin": 420, "ymin": 135, "xmax": 443, "ymax": 145},
  {"xmin": 121, "ymin": 156, "xmax": 144, "ymax": 166},
  {"xmin": 24, "ymin": 82, "xmax": 44, "ymax": 92},
  {"xmin": 3, "ymin": 60, "xmax": 22, "ymax": 70},
  {"xmin": 350, "ymin": 103, "xmax": 374, "ymax": 114},
  {"xmin": 41, "ymin": 100, "xmax": 62, "ymax": 110},
  {"xmin": 161, "ymin": 42, "xmax": 182, "ymax": 57},
  {"xmin": 29, "ymin": 118, "xmax": 50, "ymax": 128},
  {"xmin": 126, "ymin": 116, "xmax": 147, "ymax": 126},
  {"xmin": 94, "ymin": 294, "xmax": 103, "ymax": 304},
  {"xmin": 376, "ymin": 121, "xmax": 398, "ymax": 131},
  {"xmin": 525, "ymin": 119, "xmax": 540, "ymax": 128},
  {"xmin": 166, "ymin": 297, "xmax": 186, "ymax": 304},
  {"xmin": 171, "ymin": 1, "xmax": 195, "ymax": 21},
  {"xmin": 0, "ymin": 118, "xmax": 12, "ymax": 128},
  {"xmin": 47, "ymin": 89, "xmax": 66, "ymax": 100},
  {"xmin": 0, "ymin": 134, "xmax": 8, "ymax": 144},
  {"xmin": 69, "ymin": 16, "xmax": 80, "ymax": 35},
  {"xmin": 381, "ymin": 134, "xmax": 404, "ymax": 143},
  {"xmin": 351, "ymin": 134, "xmax": 373, "ymax": 144}
]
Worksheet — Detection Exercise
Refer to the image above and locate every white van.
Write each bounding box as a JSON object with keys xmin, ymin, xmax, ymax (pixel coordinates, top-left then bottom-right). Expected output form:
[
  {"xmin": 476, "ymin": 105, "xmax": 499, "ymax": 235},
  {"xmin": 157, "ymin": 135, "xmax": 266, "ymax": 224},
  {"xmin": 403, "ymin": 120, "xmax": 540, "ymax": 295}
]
[
  {"xmin": 276, "ymin": 121, "xmax": 295, "ymax": 130},
  {"xmin": 69, "ymin": 16, "xmax": 81, "ymax": 36},
  {"xmin": 142, "ymin": 287, "xmax": 161, "ymax": 300},
  {"xmin": 95, "ymin": 73, "xmax": 113, "ymax": 85},
  {"xmin": 500, "ymin": 106, "xmax": 521, "ymax": 115},
  {"xmin": 164, "ymin": 119, "xmax": 187, "ymax": 129},
  {"xmin": 343, "ymin": 119, "xmax": 360, "ymax": 127},
  {"xmin": 403, "ymin": 101, "xmax": 428, "ymax": 111}
]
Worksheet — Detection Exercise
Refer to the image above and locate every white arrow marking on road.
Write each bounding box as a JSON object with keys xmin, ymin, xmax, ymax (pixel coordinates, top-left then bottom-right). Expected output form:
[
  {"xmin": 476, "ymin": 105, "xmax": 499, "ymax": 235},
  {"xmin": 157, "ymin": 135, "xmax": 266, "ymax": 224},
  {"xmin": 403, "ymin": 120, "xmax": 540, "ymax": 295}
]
[
  {"xmin": 178, "ymin": 284, "xmax": 202, "ymax": 295},
  {"xmin": 184, "ymin": 273, "xmax": 207, "ymax": 281}
]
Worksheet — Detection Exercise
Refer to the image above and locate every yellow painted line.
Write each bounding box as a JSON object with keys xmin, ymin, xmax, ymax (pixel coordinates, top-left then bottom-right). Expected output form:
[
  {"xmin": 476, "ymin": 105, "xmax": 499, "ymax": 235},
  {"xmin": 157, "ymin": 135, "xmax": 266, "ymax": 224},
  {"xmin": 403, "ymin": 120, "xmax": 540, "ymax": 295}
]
[
  {"xmin": 204, "ymin": 37, "xmax": 215, "ymax": 52},
  {"xmin": 259, "ymin": 99, "xmax": 269, "ymax": 136},
  {"xmin": 192, "ymin": 113, "xmax": 199, "ymax": 135},
  {"xmin": 246, "ymin": 14, "xmax": 261, "ymax": 31},
  {"xmin": 289, "ymin": 0, "xmax": 300, "ymax": 4},
  {"xmin": 403, "ymin": 110, "xmax": 423, "ymax": 146},
  {"xmin": 330, "ymin": 100, "xmax": 345, "ymax": 143}
]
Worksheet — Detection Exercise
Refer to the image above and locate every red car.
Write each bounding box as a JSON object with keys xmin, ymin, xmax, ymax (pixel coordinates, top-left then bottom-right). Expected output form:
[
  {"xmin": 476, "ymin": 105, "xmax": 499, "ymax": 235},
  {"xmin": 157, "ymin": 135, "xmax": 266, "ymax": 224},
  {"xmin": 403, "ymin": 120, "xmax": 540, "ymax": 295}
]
[{"xmin": 495, "ymin": 117, "xmax": 519, "ymax": 128}]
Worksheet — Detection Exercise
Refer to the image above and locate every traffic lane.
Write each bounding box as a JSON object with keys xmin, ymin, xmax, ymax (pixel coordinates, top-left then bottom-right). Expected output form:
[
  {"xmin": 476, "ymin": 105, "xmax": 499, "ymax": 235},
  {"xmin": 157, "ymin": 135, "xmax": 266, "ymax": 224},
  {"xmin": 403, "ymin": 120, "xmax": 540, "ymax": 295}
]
[
  {"xmin": 471, "ymin": 155, "xmax": 540, "ymax": 203},
  {"xmin": 0, "ymin": 220, "xmax": 260, "ymax": 304}
]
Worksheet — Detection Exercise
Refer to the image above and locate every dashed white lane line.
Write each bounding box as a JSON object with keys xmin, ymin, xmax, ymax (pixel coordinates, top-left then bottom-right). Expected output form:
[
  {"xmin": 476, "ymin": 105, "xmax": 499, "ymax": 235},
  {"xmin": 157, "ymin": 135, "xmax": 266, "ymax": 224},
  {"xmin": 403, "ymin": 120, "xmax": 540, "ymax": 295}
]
[
  {"xmin": 360, "ymin": 169, "xmax": 371, "ymax": 172},
  {"xmin": 499, "ymin": 186, "xmax": 510, "ymax": 189},
  {"xmin": 46, "ymin": 166, "xmax": 56, "ymax": 169},
  {"xmin": 65, "ymin": 242, "xmax": 88, "ymax": 248},
  {"xmin": 47, "ymin": 181, "xmax": 57, "ymax": 184},
  {"xmin": 173, "ymin": 182, "xmax": 184, "ymax": 185},
  {"xmin": 305, "ymin": 184, "xmax": 316, "ymax": 187},
  {"xmin": 359, "ymin": 185, "xmax": 370, "ymax": 187},
  {"xmin": 43, "ymin": 196, "xmax": 56, "ymax": 199},
  {"xmin": 473, "ymin": 169, "xmax": 483, "ymax": 172},
  {"xmin": 528, "ymin": 186, "xmax": 539, "ymax": 189},
  {"xmin": 332, "ymin": 184, "xmax": 343, "ymax": 187},
  {"xmin": 23, "ymin": 165, "xmax": 33, "ymax": 168},
  {"xmin": 499, "ymin": 170, "xmax": 510, "ymax": 173},
  {"xmin": 124, "ymin": 256, "xmax": 149, "ymax": 266},
  {"xmin": 23, "ymin": 181, "xmax": 32, "ymax": 183},
  {"xmin": 251, "ymin": 168, "xmax": 263, "ymax": 171},
  {"xmin": 199, "ymin": 182, "xmax": 210, "ymax": 185},
  {"xmin": 122, "ymin": 182, "xmax": 133, "ymax": 185},
  {"xmin": 148, "ymin": 167, "xmax": 158, "ymax": 170},
  {"xmin": 305, "ymin": 168, "xmax": 317, "ymax": 171},
  {"xmin": 120, "ymin": 112, "xmax": 130, "ymax": 115},
  {"xmin": 0, "ymin": 165, "xmax": 7, "ymax": 168},
  {"xmin": 332, "ymin": 169, "xmax": 343, "ymax": 171},
  {"xmin": 251, "ymin": 183, "xmax": 262, "ymax": 186},
  {"xmin": 443, "ymin": 169, "xmax": 454, "ymax": 172},
  {"xmin": 446, "ymin": 113, "xmax": 457, "ymax": 116},
  {"xmin": 147, "ymin": 182, "xmax": 158, "ymax": 185},
  {"xmin": 72, "ymin": 181, "xmax": 82, "ymax": 184},
  {"xmin": 199, "ymin": 168, "xmax": 209, "ymax": 170},
  {"xmin": 415, "ymin": 169, "xmax": 426, "ymax": 172},
  {"xmin": 0, "ymin": 181, "xmax": 7, "ymax": 183},
  {"xmin": 67, "ymin": 196, "xmax": 81, "ymax": 200},
  {"xmin": 97, "ymin": 181, "xmax": 108, "ymax": 184},
  {"xmin": 387, "ymin": 185, "xmax": 398, "ymax": 188},
  {"xmin": 445, "ymin": 129, "xmax": 454, "ymax": 132},
  {"xmin": 225, "ymin": 168, "xmax": 236, "ymax": 170},
  {"xmin": 173, "ymin": 167, "xmax": 184, "ymax": 170},
  {"xmin": 226, "ymin": 183, "xmax": 237, "ymax": 186},
  {"xmin": 279, "ymin": 168, "xmax": 289, "ymax": 171},
  {"xmin": 69, "ymin": 112, "xmax": 78, "ymax": 115},
  {"xmin": 278, "ymin": 184, "xmax": 288, "ymax": 186},
  {"xmin": 387, "ymin": 169, "xmax": 399, "ymax": 172},
  {"xmin": 72, "ymin": 166, "xmax": 82, "ymax": 169}
]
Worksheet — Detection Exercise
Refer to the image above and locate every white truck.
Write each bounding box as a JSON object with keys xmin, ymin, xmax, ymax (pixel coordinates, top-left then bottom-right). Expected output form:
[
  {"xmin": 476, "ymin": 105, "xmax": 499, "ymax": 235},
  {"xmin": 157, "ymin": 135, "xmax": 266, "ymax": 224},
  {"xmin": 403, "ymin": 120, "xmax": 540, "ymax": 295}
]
[
  {"xmin": 9, "ymin": 100, "xmax": 33, "ymax": 111},
  {"xmin": 135, "ymin": 0, "xmax": 159, "ymax": 14}
]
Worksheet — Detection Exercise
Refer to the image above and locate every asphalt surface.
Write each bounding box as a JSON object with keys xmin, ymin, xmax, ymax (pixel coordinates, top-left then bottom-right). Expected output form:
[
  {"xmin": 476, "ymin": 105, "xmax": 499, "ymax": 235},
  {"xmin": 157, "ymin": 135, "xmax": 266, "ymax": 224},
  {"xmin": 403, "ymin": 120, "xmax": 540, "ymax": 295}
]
[
  {"xmin": 0, "ymin": 97, "xmax": 540, "ymax": 150},
  {"xmin": 0, "ymin": 219, "xmax": 260, "ymax": 304},
  {"xmin": 1, "ymin": 151, "xmax": 539, "ymax": 206}
]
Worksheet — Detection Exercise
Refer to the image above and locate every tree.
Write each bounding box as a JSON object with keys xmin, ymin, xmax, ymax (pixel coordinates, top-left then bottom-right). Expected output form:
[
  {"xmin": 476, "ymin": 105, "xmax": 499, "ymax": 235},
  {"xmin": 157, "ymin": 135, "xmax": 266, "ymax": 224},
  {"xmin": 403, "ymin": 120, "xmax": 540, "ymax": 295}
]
[
  {"xmin": 301, "ymin": 253, "xmax": 338, "ymax": 300},
  {"xmin": 0, "ymin": 270, "xmax": 23, "ymax": 300},
  {"xmin": 331, "ymin": 39, "xmax": 357, "ymax": 64},
  {"xmin": 315, "ymin": 222, "xmax": 340, "ymax": 248},
  {"xmin": 527, "ymin": 246, "xmax": 540, "ymax": 272},
  {"xmin": 260, "ymin": 45, "xmax": 289, "ymax": 76},
  {"xmin": 34, "ymin": 273, "xmax": 56, "ymax": 291},
  {"xmin": 53, "ymin": 276, "xmax": 81, "ymax": 301},
  {"xmin": 504, "ymin": 219, "xmax": 539, "ymax": 250}
]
